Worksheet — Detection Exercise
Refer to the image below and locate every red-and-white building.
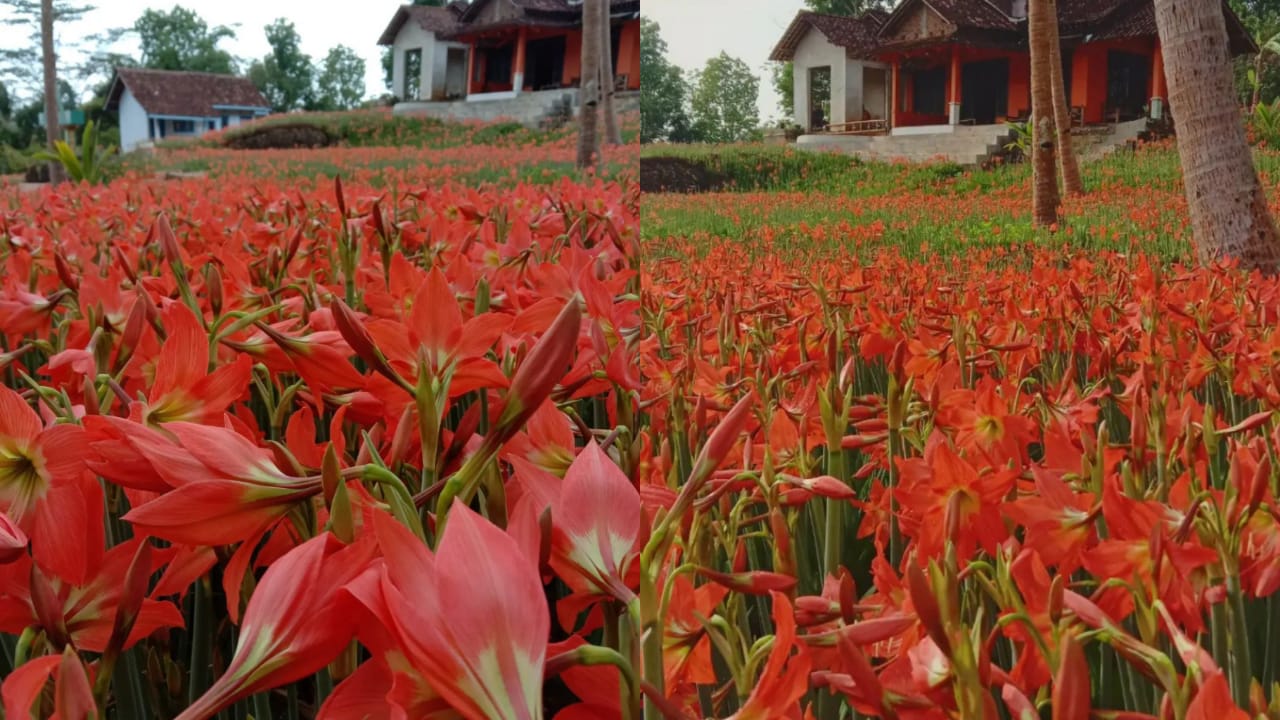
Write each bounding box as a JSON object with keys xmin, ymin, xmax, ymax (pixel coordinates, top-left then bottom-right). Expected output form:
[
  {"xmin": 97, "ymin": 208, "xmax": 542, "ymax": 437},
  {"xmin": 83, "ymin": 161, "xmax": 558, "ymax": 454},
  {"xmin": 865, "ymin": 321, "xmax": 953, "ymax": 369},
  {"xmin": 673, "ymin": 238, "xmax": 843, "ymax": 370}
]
[{"xmin": 770, "ymin": 0, "xmax": 1256, "ymax": 135}]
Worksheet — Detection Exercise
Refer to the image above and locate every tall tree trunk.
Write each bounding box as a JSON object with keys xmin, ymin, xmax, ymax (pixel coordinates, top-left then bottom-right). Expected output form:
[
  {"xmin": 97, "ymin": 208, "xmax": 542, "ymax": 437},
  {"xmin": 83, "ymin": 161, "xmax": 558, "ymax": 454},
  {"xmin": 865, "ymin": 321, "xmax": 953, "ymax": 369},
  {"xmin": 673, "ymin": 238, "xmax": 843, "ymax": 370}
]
[
  {"xmin": 1155, "ymin": 0, "xmax": 1280, "ymax": 273},
  {"xmin": 577, "ymin": 0, "xmax": 602, "ymax": 169},
  {"xmin": 1047, "ymin": 0, "xmax": 1083, "ymax": 195},
  {"xmin": 1253, "ymin": 52, "xmax": 1265, "ymax": 110},
  {"xmin": 40, "ymin": 0, "xmax": 64, "ymax": 185},
  {"xmin": 1029, "ymin": 0, "xmax": 1060, "ymax": 226},
  {"xmin": 599, "ymin": 0, "xmax": 621, "ymax": 145}
]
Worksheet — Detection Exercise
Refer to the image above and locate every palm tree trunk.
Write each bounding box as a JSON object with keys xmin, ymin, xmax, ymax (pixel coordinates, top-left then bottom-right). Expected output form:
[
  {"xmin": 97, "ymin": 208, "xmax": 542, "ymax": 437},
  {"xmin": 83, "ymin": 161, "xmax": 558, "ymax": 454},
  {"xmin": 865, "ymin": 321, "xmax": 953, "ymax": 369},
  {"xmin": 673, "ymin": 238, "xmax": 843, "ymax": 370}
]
[
  {"xmin": 40, "ymin": 0, "xmax": 64, "ymax": 185},
  {"xmin": 577, "ymin": 0, "xmax": 602, "ymax": 170},
  {"xmin": 1029, "ymin": 0, "xmax": 1060, "ymax": 226},
  {"xmin": 1253, "ymin": 52, "xmax": 1264, "ymax": 109},
  {"xmin": 1155, "ymin": 0, "xmax": 1280, "ymax": 273},
  {"xmin": 1047, "ymin": 0, "xmax": 1083, "ymax": 195},
  {"xmin": 599, "ymin": 0, "xmax": 621, "ymax": 145}
]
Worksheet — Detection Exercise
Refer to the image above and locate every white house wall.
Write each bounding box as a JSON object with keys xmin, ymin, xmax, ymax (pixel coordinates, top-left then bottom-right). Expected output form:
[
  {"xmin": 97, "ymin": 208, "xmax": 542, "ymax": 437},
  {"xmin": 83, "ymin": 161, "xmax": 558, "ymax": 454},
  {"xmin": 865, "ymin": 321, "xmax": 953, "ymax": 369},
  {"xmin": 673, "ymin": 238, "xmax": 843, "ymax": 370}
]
[
  {"xmin": 391, "ymin": 21, "xmax": 442, "ymax": 101},
  {"xmin": 791, "ymin": 29, "xmax": 863, "ymax": 129},
  {"xmin": 118, "ymin": 88, "xmax": 149, "ymax": 152}
]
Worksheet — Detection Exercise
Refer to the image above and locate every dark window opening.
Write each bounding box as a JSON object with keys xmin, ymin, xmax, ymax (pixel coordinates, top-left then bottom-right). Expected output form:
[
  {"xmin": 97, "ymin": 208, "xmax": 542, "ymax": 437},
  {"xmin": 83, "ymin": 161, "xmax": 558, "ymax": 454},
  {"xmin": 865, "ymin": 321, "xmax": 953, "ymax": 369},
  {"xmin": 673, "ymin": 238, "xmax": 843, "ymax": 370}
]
[
  {"xmin": 404, "ymin": 48, "xmax": 422, "ymax": 99},
  {"xmin": 172, "ymin": 119, "xmax": 195, "ymax": 133},
  {"xmin": 527, "ymin": 36, "xmax": 567, "ymax": 90},
  {"xmin": 1107, "ymin": 50, "xmax": 1150, "ymax": 121},
  {"xmin": 959, "ymin": 58, "xmax": 1009, "ymax": 125},
  {"xmin": 912, "ymin": 66, "xmax": 947, "ymax": 116},
  {"xmin": 485, "ymin": 45, "xmax": 514, "ymax": 85}
]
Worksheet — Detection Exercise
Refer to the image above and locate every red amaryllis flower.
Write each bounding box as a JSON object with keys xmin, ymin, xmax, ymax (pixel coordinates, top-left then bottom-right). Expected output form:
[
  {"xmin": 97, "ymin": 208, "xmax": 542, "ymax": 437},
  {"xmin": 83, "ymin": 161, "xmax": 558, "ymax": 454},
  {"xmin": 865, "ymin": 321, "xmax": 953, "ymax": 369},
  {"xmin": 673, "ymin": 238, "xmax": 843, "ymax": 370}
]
[
  {"xmin": 0, "ymin": 510, "xmax": 27, "ymax": 563},
  {"xmin": 119, "ymin": 421, "xmax": 324, "ymax": 546},
  {"xmin": 0, "ymin": 386, "xmax": 100, "ymax": 584},
  {"xmin": 178, "ymin": 532, "xmax": 376, "ymax": 720},
  {"xmin": 727, "ymin": 592, "xmax": 811, "ymax": 720},
  {"xmin": 350, "ymin": 503, "xmax": 549, "ymax": 720},
  {"xmin": 0, "ymin": 536, "xmax": 184, "ymax": 654},
  {"xmin": 138, "ymin": 303, "xmax": 251, "ymax": 425},
  {"xmin": 1, "ymin": 647, "xmax": 96, "ymax": 720},
  {"xmin": 548, "ymin": 442, "xmax": 641, "ymax": 602}
]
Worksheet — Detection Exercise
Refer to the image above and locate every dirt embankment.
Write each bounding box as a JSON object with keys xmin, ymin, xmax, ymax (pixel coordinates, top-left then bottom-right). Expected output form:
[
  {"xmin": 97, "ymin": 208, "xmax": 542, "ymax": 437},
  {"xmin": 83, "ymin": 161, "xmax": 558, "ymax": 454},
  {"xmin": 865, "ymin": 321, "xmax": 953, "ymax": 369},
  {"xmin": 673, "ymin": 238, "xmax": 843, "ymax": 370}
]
[
  {"xmin": 639, "ymin": 156, "xmax": 727, "ymax": 193},
  {"xmin": 223, "ymin": 123, "xmax": 334, "ymax": 150}
]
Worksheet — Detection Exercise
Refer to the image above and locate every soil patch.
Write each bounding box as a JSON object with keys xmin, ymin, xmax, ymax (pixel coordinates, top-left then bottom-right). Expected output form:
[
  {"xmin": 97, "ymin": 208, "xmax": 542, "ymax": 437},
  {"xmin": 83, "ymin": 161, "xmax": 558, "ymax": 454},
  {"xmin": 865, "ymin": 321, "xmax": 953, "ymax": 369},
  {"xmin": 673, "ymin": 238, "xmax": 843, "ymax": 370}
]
[
  {"xmin": 224, "ymin": 123, "xmax": 334, "ymax": 150},
  {"xmin": 640, "ymin": 156, "xmax": 728, "ymax": 193}
]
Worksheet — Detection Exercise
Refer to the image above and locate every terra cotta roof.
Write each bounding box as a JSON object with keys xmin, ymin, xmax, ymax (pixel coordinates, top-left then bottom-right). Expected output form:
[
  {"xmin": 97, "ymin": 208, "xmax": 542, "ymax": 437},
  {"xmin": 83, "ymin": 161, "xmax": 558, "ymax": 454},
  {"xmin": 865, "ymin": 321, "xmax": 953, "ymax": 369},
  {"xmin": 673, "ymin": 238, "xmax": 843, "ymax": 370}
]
[
  {"xmin": 105, "ymin": 68, "xmax": 268, "ymax": 117},
  {"xmin": 769, "ymin": 11, "xmax": 891, "ymax": 61},
  {"xmin": 377, "ymin": 4, "xmax": 464, "ymax": 45}
]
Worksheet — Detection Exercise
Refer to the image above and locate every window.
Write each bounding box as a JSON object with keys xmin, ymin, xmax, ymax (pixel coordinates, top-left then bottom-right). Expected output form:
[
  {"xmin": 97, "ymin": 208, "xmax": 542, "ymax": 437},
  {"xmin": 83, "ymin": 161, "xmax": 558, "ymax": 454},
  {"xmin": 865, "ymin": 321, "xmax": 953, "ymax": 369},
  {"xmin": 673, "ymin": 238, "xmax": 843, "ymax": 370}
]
[
  {"xmin": 485, "ymin": 46, "xmax": 513, "ymax": 85},
  {"xmin": 911, "ymin": 67, "xmax": 947, "ymax": 116},
  {"xmin": 172, "ymin": 119, "xmax": 195, "ymax": 133},
  {"xmin": 404, "ymin": 48, "xmax": 422, "ymax": 100}
]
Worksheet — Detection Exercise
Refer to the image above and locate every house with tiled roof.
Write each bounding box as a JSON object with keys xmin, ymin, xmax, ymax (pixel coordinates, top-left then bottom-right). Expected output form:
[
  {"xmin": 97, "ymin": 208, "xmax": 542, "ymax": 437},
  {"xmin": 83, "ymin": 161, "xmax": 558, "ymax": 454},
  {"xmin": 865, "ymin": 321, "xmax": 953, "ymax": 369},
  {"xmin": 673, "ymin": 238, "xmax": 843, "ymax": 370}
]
[
  {"xmin": 773, "ymin": 0, "xmax": 1255, "ymax": 135},
  {"xmin": 379, "ymin": 0, "xmax": 640, "ymax": 108},
  {"xmin": 105, "ymin": 68, "xmax": 270, "ymax": 152},
  {"xmin": 378, "ymin": 3, "xmax": 472, "ymax": 101}
]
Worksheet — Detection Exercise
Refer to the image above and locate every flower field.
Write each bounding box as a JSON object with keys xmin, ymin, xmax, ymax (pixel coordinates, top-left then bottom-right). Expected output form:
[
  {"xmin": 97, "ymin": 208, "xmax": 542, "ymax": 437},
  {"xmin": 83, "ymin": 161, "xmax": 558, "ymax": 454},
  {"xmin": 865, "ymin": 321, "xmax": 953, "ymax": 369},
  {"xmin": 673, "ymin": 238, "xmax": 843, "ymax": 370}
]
[
  {"xmin": 8, "ymin": 107, "xmax": 1280, "ymax": 720},
  {"xmin": 639, "ymin": 142, "xmax": 1280, "ymax": 718}
]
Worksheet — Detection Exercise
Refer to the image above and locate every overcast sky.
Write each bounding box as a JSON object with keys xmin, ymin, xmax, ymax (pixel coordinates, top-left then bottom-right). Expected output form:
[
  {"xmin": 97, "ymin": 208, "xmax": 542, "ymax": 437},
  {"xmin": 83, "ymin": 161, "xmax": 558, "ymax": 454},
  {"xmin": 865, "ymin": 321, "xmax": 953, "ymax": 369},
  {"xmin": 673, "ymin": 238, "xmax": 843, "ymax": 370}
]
[
  {"xmin": 642, "ymin": 0, "xmax": 806, "ymax": 124},
  {"xmin": 0, "ymin": 1, "xmax": 399, "ymax": 102}
]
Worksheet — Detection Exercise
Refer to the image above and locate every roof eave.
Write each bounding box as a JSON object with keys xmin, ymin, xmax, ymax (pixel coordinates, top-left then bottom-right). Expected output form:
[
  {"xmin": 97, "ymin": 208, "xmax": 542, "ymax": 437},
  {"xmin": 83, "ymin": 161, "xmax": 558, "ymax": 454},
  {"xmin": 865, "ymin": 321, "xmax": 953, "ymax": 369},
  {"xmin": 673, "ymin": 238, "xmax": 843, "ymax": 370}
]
[{"xmin": 378, "ymin": 6, "xmax": 410, "ymax": 45}]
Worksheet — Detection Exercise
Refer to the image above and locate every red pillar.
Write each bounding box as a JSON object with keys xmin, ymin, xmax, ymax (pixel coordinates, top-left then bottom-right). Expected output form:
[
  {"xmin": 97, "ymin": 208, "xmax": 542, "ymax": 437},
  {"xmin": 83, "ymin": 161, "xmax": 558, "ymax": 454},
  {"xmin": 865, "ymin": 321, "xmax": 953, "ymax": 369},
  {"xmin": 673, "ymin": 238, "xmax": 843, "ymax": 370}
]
[
  {"xmin": 513, "ymin": 27, "xmax": 528, "ymax": 92},
  {"xmin": 948, "ymin": 45, "xmax": 961, "ymax": 124},
  {"xmin": 890, "ymin": 57, "xmax": 899, "ymax": 129},
  {"xmin": 466, "ymin": 41, "xmax": 476, "ymax": 96},
  {"xmin": 1150, "ymin": 42, "xmax": 1166, "ymax": 119}
]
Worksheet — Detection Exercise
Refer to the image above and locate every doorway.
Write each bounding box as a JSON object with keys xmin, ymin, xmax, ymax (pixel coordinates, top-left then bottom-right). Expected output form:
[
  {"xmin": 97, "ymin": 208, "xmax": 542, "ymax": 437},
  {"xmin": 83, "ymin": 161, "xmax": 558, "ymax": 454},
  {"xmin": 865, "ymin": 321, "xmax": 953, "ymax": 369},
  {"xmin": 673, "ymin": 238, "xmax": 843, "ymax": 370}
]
[
  {"xmin": 1107, "ymin": 50, "xmax": 1150, "ymax": 121},
  {"xmin": 960, "ymin": 58, "xmax": 1010, "ymax": 124},
  {"xmin": 526, "ymin": 36, "xmax": 567, "ymax": 90},
  {"xmin": 807, "ymin": 66, "xmax": 831, "ymax": 131},
  {"xmin": 445, "ymin": 47, "xmax": 467, "ymax": 98}
]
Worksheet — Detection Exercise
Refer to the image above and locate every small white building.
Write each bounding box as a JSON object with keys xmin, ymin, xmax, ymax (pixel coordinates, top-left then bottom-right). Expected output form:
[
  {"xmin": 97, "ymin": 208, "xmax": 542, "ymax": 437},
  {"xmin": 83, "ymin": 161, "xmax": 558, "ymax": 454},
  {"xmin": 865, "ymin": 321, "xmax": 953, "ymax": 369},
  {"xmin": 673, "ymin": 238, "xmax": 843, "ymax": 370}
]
[
  {"xmin": 378, "ymin": 3, "xmax": 471, "ymax": 102},
  {"xmin": 769, "ymin": 10, "xmax": 892, "ymax": 132},
  {"xmin": 106, "ymin": 68, "xmax": 270, "ymax": 152}
]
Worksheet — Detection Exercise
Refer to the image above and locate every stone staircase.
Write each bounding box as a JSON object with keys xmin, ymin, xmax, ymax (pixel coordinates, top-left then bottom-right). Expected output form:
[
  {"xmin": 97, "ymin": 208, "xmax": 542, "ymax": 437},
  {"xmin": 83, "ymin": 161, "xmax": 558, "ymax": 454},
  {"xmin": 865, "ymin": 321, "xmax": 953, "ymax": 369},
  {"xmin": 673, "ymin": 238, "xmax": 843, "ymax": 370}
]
[{"xmin": 795, "ymin": 117, "xmax": 1149, "ymax": 166}]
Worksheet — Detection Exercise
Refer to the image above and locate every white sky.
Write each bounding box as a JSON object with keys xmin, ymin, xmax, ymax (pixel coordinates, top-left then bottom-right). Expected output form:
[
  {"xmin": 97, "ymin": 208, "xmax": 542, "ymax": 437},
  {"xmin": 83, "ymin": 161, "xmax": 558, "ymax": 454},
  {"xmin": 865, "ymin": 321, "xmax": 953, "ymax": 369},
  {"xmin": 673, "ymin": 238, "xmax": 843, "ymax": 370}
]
[
  {"xmin": 0, "ymin": 1, "xmax": 404, "ymax": 102},
  {"xmin": 642, "ymin": 0, "xmax": 806, "ymax": 124}
]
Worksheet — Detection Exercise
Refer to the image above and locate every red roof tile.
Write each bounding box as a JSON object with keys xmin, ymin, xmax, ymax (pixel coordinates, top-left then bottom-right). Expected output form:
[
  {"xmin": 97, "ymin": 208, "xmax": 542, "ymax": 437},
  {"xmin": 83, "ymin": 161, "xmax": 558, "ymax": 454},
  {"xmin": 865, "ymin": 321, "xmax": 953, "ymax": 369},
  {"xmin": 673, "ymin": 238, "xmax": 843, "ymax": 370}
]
[
  {"xmin": 106, "ymin": 68, "xmax": 268, "ymax": 117},
  {"xmin": 769, "ymin": 11, "xmax": 890, "ymax": 61}
]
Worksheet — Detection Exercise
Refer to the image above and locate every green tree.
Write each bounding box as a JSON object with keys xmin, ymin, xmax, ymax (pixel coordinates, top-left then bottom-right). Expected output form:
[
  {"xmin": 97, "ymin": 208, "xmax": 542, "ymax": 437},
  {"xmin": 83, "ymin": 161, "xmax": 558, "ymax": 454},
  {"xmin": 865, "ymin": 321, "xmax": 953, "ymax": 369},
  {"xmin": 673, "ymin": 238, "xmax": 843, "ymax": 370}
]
[
  {"xmin": 689, "ymin": 52, "xmax": 760, "ymax": 143},
  {"xmin": 640, "ymin": 17, "xmax": 690, "ymax": 142},
  {"xmin": 134, "ymin": 6, "xmax": 237, "ymax": 73},
  {"xmin": 314, "ymin": 45, "xmax": 366, "ymax": 110},
  {"xmin": 248, "ymin": 18, "xmax": 313, "ymax": 112},
  {"xmin": 0, "ymin": 0, "xmax": 93, "ymax": 99}
]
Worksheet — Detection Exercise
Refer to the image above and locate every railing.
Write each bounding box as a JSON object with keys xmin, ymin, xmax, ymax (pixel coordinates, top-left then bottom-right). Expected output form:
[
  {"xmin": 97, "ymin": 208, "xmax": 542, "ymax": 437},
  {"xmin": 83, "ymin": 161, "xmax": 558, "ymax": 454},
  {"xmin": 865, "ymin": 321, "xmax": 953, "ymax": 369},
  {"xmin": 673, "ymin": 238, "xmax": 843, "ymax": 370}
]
[{"xmin": 823, "ymin": 118, "xmax": 888, "ymax": 135}]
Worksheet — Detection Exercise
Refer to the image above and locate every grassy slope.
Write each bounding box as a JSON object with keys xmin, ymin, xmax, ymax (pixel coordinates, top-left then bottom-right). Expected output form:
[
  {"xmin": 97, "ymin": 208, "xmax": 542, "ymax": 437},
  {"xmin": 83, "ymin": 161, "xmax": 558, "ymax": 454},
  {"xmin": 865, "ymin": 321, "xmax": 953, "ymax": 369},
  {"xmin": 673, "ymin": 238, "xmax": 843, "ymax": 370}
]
[
  {"xmin": 641, "ymin": 140, "xmax": 1280, "ymax": 263},
  {"xmin": 120, "ymin": 109, "xmax": 640, "ymax": 186}
]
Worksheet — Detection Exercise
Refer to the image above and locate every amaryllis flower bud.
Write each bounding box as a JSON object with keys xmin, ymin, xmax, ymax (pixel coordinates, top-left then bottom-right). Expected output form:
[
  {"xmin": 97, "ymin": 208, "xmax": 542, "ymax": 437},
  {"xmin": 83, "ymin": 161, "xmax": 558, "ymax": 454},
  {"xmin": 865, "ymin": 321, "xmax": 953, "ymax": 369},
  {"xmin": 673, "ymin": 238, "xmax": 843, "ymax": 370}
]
[
  {"xmin": 907, "ymin": 560, "xmax": 951, "ymax": 657},
  {"xmin": 1053, "ymin": 631, "xmax": 1090, "ymax": 720},
  {"xmin": 687, "ymin": 390, "xmax": 756, "ymax": 488},
  {"xmin": 696, "ymin": 567, "xmax": 796, "ymax": 596},
  {"xmin": 155, "ymin": 213, "xmax": 183, "ymax": 268},
  {"xmin": 54, "ymin": 251, "xmax": 79, "ymax": 292},
  {"xmin": 496, "ymin": 296, "xmax": 582, "ymax": 433},
  {"xmin": 204, "ymin": 263, "xmax": 224, "ymax": 317},
  {"xmin": 0, "ymin": 511, "xmax": 27, "ymax": 564},
  {"xmin": 330, "ymin": 297, "xmax": 412, "ymax": 394}
]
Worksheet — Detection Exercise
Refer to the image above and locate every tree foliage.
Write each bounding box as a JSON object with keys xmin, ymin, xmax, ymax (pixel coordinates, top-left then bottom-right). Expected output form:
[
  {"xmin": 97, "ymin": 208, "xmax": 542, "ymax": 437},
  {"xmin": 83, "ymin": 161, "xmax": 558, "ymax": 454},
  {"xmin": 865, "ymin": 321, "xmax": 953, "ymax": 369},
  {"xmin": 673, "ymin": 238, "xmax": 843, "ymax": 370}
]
[
  {"xmin": 0, "ymin": 0, "xmax": 93, "ymax": 99},
  {"xmin": 248, "ymin": 18, "xmax": 313, "ymax": 112},
  {"xmin": 639, "ymin": 17, "xmax": 691, "ymax": 142},
  {"xmin": 314, "ymin": 45, "xmax": 366, "ymax": 111},
  {"xmin": 134, "ymin": 6, "xmax": 237, "ymax": 74},
  {"xmin": 689, "ymin": 52, "xmax": 760, "ymax": 143}
]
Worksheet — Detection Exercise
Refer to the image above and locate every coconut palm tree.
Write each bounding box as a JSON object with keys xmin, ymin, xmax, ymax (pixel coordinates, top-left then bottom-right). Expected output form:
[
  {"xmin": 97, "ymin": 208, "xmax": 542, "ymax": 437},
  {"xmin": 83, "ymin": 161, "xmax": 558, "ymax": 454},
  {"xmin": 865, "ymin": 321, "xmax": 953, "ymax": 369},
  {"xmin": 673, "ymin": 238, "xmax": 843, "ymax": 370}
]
[
  {"xmin": 1155, "ymin": 0, "xmax": 1280, "ymax": 273},
  {"xmin": 599, "ymin": 0, "xmax": 621, "ymax": 145},
  {"xmin": 577, "ymin": 0, "xmax": 602, "ymax": 169},
  {"xmin": 1047, "ymin": 0, "xmax": 1083, "ymax": 195},
  {"xmin": 1028, "ymin": 0, "xmax": 1059, "ymax": 226},
  {"xmin": 40, "ymin": 0, "xmax": 64, "ymax": 184}
]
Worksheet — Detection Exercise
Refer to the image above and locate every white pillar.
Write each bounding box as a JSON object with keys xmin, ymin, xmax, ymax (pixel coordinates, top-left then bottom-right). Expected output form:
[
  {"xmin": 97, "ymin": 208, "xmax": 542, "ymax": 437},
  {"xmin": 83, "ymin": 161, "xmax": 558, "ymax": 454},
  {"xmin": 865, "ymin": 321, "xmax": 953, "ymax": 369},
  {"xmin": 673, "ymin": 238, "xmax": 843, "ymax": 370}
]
[{"xmin": 793, "ymin": 64, "xmax": 808, "ymax": 129}]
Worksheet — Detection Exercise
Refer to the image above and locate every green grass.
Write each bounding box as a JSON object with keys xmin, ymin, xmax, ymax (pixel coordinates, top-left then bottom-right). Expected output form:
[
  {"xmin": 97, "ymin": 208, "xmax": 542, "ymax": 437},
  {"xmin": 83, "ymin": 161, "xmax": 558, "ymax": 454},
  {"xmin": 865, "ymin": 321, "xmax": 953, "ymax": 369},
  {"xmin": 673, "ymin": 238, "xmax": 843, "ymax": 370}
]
[{"xmin": 640, "ymin": 139, "xmax": 1280, "ymax": 263}]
